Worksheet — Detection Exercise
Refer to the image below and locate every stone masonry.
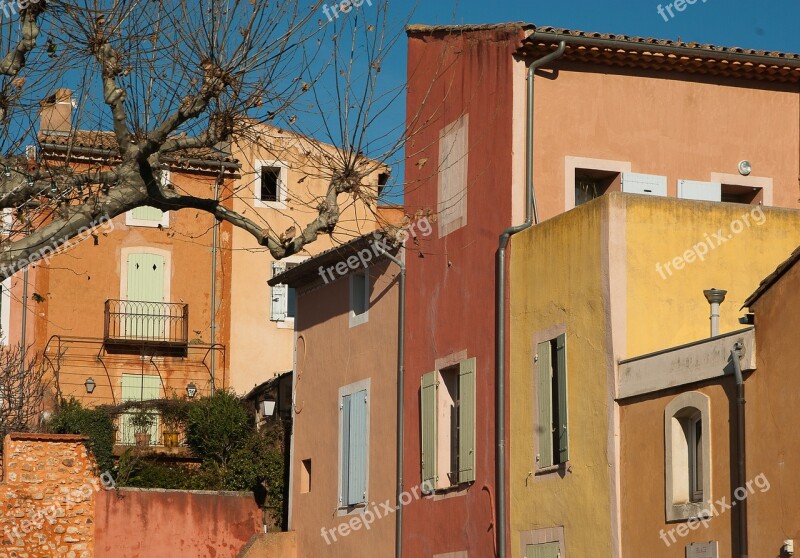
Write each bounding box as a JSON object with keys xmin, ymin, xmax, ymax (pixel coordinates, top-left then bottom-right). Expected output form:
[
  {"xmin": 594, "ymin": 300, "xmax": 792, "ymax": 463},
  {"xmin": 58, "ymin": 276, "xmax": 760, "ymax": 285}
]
[{"xmin": 0, "ymin": 433, "xmax": 97, "ymax": 558}]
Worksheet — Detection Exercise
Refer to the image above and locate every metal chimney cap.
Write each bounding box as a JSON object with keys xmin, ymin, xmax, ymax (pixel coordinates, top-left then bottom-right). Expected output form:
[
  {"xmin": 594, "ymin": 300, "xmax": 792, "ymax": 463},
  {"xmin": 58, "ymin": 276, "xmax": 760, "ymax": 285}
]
[{"xmin": 703, "ymin": 288, "xmax": 728, "ymax": 304}]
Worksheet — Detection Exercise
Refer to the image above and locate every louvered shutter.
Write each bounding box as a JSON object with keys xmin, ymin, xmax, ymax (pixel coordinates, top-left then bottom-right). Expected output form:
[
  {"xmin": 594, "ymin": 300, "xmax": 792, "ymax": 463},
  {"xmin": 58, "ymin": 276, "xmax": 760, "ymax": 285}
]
[
  {"xmin": 555, "ymin": 334, "xmax": 569, "ymax": 464},
  {"xmin": 536, "ymin": 341, "xmax": 554, "ymax": 469},
  {"xmin": 458, "ymin": 358, "xmax": 476, "ymax": 483},
  {"xmin": 420, "ymin": 371, "xmax": 438, "ymax": 490},
  {"xmin": 270, "ymin": 261, "xmax": 287, "ymax": 321}
]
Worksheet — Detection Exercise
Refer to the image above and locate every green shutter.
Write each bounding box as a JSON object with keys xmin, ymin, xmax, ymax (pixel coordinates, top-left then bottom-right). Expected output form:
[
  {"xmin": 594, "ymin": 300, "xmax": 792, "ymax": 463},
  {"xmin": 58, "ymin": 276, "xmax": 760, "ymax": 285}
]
[
  {"xmin": 526, "ymin": 542, "xmax": 560, "ymax": 558},
  {"xmin": 536, "ymin": 341, "xmax": 554, "ymax": 469},
  {"xmin": 555, "ymin": 333, "xmax": 569, "ymax": 464},
  {"xmin": 420, "ymin": 371, "xmax": 438, "ymax": 490},
  {"xmin": 458, "ymin": 358, "xmax": 476, "ymax": 483},
  {"xmin": 127, "ymin": 253, "xmax": 165, "ymax": 302},
  {"xmin": 120, "ymin": 374, "xmax": 162, "ymax": 445},
  {"xmin": 347, "ymin": 389, "xmax": 368, "ymax": 505},
  {"xmin": 131, "ymin": 206, "xmax": 164, "ymax": 223}
]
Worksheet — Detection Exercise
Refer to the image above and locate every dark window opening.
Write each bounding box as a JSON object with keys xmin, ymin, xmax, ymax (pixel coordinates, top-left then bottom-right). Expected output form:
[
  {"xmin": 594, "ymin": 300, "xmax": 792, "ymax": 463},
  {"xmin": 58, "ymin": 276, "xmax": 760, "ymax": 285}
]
[
  {"xmin": 261, "ymin": 167, "xmax": 281, "ymax": 202},
  {"xmin": 575, "ymin": 169, "xmax": 621, "ymax": 206},
  {"xmin": 377, "ymin": 172, "xmax": 389, "ymax": 198},
  {"xmin": 721, "ymin": 184, "xmax": 763, "ymax": 205}
]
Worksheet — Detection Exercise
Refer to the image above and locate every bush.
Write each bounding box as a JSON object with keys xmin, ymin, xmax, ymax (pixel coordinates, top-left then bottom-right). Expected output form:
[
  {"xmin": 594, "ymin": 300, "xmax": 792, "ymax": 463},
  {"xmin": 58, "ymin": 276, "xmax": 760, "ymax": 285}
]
[
  {"xmin": 185, "ymin": 390, "xmax": 252, "ymax": 466},
  {"xmin": 47, "ymin": 398, "xmax": 115, "ymax": 473}
]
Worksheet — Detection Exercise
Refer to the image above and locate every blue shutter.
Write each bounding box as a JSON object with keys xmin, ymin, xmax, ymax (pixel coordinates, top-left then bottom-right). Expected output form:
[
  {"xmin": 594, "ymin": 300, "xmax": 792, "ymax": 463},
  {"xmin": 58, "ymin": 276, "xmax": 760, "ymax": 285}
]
[
  {"xmin": 270, "ymin": 262, "xmax": 287, "ymax": 321},
  {"xmin": 347, "ymin": 389, "xmax": 368, "ymax": 505},
  {"xmin": 340, "ymin": 394, "xmax": 351, "ymax": 506}
]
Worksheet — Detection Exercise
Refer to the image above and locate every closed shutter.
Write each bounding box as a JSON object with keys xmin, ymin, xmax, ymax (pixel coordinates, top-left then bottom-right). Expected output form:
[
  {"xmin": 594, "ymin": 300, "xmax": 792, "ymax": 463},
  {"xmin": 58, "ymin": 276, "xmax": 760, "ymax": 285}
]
[
  {"xmin": 270, "ymin": 261, "xmax": 287, "ymax": 321},
  {"xmin": 458, "ymin": 358, "xmax": 476, "ymax": 483},
  {"xmin": 131, "ymin": 206, "xmax": 165, "ymax": 223},
  {"xmin": 555, "ymin": 334, "xmax": 569, "ymax": 464},
  {"xmin": 120, "ymin": 374, "xmax": 162, "ymax": 445},
  {"xmin": 127, "ymin": 253, "xmax": 165, "ymax": 302},
  {"xmin": 621, "ymin": 172, "xmax": 667, "ymax": 197},
  {"xmin": 340, "ymin": 394, "xmax": 351, "ymax": 506},
  {"xmin": 347, "ymin": 389, "xmax": 368, "ymax": 505},
  {"xmin": 536, "ymin": 341, "xmax": 554, "ymax": 469},
  {"xmin": 678, "ymin": 180, "xmax": 722, "ymax": 202},
  {"xmin": 525, "ymin": 542, "xmax": 560, "ymax": 558},
  {"xmin": 420, "ymin": 371, "xmax": 438, "ymax": 490}
]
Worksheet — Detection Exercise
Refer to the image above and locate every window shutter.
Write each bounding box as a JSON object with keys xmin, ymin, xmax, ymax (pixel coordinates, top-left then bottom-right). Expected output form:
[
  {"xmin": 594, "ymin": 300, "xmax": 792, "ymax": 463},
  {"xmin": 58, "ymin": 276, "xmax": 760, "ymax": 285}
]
[
  {"xmin": 131, "ymin": 206, "xmax": 165, "ymax": 222},
  {"xmin": 458, "ymin": 358, "xmax": 476, "ymax": 483},
  {"xmin": 526, "ymin": 542, "xmax": 560, "ymax": 558},
  {"xmin": 677, "ymin": 180, "xmax": 722, "ymax": 202},
  {"xmin": 270, "ymin": 262, "xmax": 287, "ymax": 321},
  {"xmin": 340, "ymin": 394, "xmax": 351, "ymax": 506},
  {"xmin": 555, "ymin": 334, "xmax": 569, "ymax": 464},
  {"xmin": 536, "ymin": 341, "xmax": 554, "ymax": 468},
  {"xmin": 420, "ymin": 371, "xmax": 438, "ymax": 490},
  {"xmin": 621, "ymin": 172, "xmax": 667, "ymax": 197},
  {"xmin": 347, "ymin": 389, "xmax": 368, "ymax": 505}
]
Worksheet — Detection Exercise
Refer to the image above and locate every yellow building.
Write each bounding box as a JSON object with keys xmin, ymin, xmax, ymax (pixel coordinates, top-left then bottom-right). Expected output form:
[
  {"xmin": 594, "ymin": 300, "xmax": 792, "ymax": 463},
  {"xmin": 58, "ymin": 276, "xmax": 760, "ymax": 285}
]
[{"xmin": 509, "ymin": 192, "xmax": 800, "ymax": 557}]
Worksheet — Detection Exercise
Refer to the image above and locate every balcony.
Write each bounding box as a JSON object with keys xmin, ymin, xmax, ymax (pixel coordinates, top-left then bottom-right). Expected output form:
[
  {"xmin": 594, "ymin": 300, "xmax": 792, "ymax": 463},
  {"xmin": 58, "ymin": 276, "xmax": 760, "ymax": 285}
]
[
  {"xmin": 114, "ymin": 412, "xmax": 193, "ymax": 458},
  {"xmin": 104, "ymin": 299, "xmax": 189, "ymax": 356}
]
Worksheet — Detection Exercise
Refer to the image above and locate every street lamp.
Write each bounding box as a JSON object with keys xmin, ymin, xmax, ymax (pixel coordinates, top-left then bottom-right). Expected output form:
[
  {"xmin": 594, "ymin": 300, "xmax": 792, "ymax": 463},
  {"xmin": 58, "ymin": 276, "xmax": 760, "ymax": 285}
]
[{"xmin": 84, "ymin": 377, "xmax": 96, "ymax": 394}]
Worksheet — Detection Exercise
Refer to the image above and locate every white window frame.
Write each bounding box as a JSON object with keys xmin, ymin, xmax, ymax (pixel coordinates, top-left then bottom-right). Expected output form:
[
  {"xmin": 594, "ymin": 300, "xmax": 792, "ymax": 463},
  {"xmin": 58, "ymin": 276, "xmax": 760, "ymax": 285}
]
[
  {"xmin": 564, "ymin": 156, "xmax": 631, "ymax": 211},
  {"xmin": 348, "ymin": 269, "xmax": 370, "ymax": 328},
  {"xmin": 0, "ymin": 277, "xmax": 11, "ymax": 346},
  {"xmin": 254, "ymin": 160, "xmax": 288, "ymax": 209},
  {"xmin": 337, "ymin": 378, "xmax": 370, "ymax": 516},
  {"xmin": 664, "ymin": 391, "xmax": 712, "ymax": 522},
  {"xmin": 125, "ymin": 171, "xmax": 171, "ymax": 228}
]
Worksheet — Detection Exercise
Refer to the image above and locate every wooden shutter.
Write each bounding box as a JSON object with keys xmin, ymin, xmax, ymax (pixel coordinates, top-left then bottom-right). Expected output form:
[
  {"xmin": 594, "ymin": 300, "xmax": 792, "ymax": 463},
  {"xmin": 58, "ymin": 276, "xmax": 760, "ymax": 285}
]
[
  {"xmin": 458, "ymin": 358, "xmax": 476, "ymax": 483},
  {"xmin": 127, "ymin": 253, "xmax": 165, "ymax": 302},
  {"xmin": 347, "ymin": 389, "xmax": 368, "ymax": 505},
  {"xmin": 536, "ymin": 341, "xmax": 554, "ymax": 469},
  {"xmin": 131, "ymin": 206, "xmax": 165, "ymax": 223},
  {"xmin": 270, "ymin": 262, "xmax": 287, "ymax": 321},
  {"xmin": 526, "ymin": 542, "xmax": 560, "ymax": 558},
  {"xmin": 420, "ymin": 371, "xmax": 438, "ymax": 490},
  {"xmin": 555, "ymin": 334, "xmax": 569, "ymax": 464},
  {"xmin": 340, "ymin": 394, "xmax": 351, "ymax": 506}
]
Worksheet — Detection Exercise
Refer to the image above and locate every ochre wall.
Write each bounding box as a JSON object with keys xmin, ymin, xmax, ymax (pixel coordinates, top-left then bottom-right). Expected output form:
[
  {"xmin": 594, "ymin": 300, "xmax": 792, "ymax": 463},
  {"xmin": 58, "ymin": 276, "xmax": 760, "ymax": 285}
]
[
  {"xmin": 290, "ymin": 258, "xmax": 398, "ymax": 558},
  {"xmin": 94, "ymin": 488, "xmax": 260, "ymax": 558}
]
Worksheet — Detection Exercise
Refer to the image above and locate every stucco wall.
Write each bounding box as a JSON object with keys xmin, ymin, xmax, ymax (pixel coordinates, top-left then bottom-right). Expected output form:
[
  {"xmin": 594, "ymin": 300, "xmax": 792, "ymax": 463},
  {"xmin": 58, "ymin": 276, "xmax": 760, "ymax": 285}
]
[
  {"xmin": 94, "ymin": 488, "xmax": 260, "ymax": 558},
  {"xmin": 290, "ymin": 258, "xmax": 398, "ymax": 557}
]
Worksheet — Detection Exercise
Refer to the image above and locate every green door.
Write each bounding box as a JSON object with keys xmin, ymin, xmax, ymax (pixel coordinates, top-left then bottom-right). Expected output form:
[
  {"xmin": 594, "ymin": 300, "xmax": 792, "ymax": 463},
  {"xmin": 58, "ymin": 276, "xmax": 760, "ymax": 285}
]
[
  {"xmin": 120, "ymin": 374, "xmax": 161, "ymax": 445},
  {"xmin": 126, "ymin": 253, "xmax": 165, "ymax": 338},
  {"xmin": 525, "ymin": 542, "xmax": 560, "ymax": 558}
]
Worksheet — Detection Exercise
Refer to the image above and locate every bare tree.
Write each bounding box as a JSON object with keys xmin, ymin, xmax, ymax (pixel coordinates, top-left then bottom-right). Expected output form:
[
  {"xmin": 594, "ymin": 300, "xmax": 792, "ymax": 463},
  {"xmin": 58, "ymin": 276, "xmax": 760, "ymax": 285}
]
[
  {"xmin": 0, "ymin": 345, "xmax": 51, "ymax": 441},
  {"xmin": 0, "ymin": 0, "xmax": 418, "ymax": 279}
]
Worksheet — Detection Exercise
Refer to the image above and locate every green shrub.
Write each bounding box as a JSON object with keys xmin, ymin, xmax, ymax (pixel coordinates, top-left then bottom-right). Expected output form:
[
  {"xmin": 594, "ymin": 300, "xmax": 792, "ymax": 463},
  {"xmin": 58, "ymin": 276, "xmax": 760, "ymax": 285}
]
[
  {"xmin": 47, "ymin": 398, "xmax": 115, "ymax": 472},
  {"xmin": 185, "ymin": 390, "xmax": 252, "ymax": 466}
]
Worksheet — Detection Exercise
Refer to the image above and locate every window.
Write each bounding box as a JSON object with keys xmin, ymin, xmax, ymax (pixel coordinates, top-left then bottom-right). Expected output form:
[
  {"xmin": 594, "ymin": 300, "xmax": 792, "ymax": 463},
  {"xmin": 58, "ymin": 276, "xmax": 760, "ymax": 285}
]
[
  {"xmin": 126, "ymin": 171, "xmax": 170, "ymax": 228},
  {"xmin": 349, "ymin": 269, "xmax": 369, "ymax": 327},
  {"xmin": 664, "ymin": 392, "xmax": 711, "ymax": 521},
  {"xmin": 254, "ymin": 161, "xmax": 288, "ymax": 207},
  {"xmin": 300, "ymin": 459, "xmax": 312, "ymax": 494},
  {"xmin": 339, "ymin": 381, "xmax": 369, "ymax": 510},
  {"xmin": 420, "ymin": 358, "xmax": 476, "ymax": 490},
  {"xmin": 525, "ymin": 543, "xmax": 560, "ymax": 558},
  {"xmin": 575, "ymin": 169, "xmax": 620, "ymax": 206},
  {"xmin": 437, "ymin": 114, "xmax": 468, "ymax": 238},
  {"xmin": 535, "ymin": 334, "xmax": 568, "ymax": 470},
  {"xmin": 270, "ymin": 261, "xmax": 298, "ymax": 323},
  {"xmin": 721, "ymin": 184, "xmax": 763, "ymax": 204}
]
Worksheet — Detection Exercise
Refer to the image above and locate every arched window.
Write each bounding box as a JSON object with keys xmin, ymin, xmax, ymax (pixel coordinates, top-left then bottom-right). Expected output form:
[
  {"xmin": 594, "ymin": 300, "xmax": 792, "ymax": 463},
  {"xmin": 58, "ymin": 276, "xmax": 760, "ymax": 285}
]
[{"xmin": 664, "ymin": 392, "xmax": 711, "ymax": 521}]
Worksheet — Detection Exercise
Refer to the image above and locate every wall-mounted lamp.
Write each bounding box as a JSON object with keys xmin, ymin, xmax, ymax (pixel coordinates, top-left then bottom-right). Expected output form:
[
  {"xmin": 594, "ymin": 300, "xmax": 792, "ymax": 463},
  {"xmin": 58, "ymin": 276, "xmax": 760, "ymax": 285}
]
[
  {"xmin": 738, "ymin": 160, "xmax": 752, "ymax": 176},
  {"xmin": 259, "ymin": 397, "xmax": 277, "ymax": 417},
  {"xmin": 186, "ymin": 382, "xmax": 197, "ymax": 398},
  {"xmin": 84, "ymin": 377, "xmax": 96, "ymax": 394}
]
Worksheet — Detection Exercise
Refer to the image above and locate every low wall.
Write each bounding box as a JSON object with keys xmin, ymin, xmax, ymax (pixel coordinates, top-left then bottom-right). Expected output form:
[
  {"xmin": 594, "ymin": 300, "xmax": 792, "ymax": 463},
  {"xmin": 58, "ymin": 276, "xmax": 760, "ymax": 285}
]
[
  {"xmin": 95, "ymin": 487, "xmax": 261, "ymax": 558},
  {"xmin": 238, "ymin": 532, "xmax": 297, "ymax": 558},
  {"xmin": 0, "ymin": 433, "xmax": 97, "ymax": 558}
]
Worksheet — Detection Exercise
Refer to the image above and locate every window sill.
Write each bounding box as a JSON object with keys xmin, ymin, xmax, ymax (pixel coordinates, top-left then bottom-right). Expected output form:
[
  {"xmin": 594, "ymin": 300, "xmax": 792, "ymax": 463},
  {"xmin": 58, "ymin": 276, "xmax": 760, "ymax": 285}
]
[
  {"xmin": 254, "ymin": 199, "xmax": 287, "ymax": 210},
  {"xmin": 667, "ymin": 501, "xmax": 710, "ymax": 523},
  {"xmin": 336, "ymin": 502, "xmax": 368, "ymax": 517},
  {"xmin": 276, "ymin": 318, "xmax": 295, "ymax": 330},
  {"xmin": 425, "ymin": 481, "xmax": 472, "ymax": 501},
  {"xmin": 535, "ymin": 462, "xmax": 571, "ymax": 477},
  {"xmin": 349, "ymin": 311, "xmax": 369, "ymax": 328}
]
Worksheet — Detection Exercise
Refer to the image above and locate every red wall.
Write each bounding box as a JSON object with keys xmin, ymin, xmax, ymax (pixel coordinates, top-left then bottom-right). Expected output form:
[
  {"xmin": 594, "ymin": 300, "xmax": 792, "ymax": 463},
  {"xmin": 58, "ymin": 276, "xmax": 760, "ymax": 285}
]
[
  {"xmin": 95, "ymin": 488, "xmax": 261, "ymax": 558},
  {"xmin": 403, "ymin": 26, "xmax": 523, "ymax": 556}
]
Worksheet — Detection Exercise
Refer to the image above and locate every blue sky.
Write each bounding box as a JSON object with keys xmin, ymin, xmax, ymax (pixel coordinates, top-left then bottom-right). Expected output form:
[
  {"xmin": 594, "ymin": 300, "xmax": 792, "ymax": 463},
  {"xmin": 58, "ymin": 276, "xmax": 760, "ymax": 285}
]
[{"xmin": 371, "ymin": 0, "xmax": 800, "ymax": 201}]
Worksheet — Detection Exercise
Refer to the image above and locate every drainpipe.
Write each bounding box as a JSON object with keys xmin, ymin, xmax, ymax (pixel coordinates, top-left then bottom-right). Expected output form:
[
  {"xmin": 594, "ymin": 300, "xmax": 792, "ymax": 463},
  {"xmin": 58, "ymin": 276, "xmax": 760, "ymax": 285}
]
[
  {"xmin": 377, "ymin": 243, "xmax": 405, "ymax": 558},
  {"xmin": 495, "ymin": 39, "xmax": 565, "ymax": 558},
  {"xmin": 730, "ymin": 342, "xmax": 748, "ymax": 557},
  {"xmin": 703, "ymin": 288, "xmax": 727, "ymax": 337},
  {"xmin": 209, "ymin": 174, "xmax": 221, "ymax": 395}
]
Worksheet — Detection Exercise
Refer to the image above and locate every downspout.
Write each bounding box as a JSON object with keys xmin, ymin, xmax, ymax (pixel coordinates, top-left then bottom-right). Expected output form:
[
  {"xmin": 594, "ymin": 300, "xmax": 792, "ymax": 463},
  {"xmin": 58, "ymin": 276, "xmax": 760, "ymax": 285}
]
[
  {"xmin": 495, "ymin": 39, "xmax": 565, "ymax": 558},
  {"xmin": 378, "ymin": 244, "xmax": 406, "ymax": 558},
  {"xmin": 209, "ymin": 173, "xmax": 221, "ymax": 395},
  {"xmin": 730, "ymin": 343, "xmax": 747, "ymax": 558}
]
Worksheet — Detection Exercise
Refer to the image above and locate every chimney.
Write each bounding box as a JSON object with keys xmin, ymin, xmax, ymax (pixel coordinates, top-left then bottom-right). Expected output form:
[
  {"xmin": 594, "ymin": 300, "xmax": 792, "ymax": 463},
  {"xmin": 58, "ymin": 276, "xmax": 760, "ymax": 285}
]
[
  {"xmin": 703, "ymin": 288, "xmax": 727, "ymax": 337},
  {"xmin": 39, "ymin": 89, "xmax": 73, "ymax": 135}
]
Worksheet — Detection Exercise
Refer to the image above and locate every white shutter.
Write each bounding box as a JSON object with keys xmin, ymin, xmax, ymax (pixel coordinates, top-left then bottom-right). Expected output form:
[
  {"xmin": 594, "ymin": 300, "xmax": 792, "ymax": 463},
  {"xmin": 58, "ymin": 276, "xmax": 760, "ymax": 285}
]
[
  {"xmin": 677, "ymin": 180, "xmax": 721, "ymax": 202},
  {"xmin": 270, "ymin": 262, "xmax": 288, "ymax": 321},
  {"xmin": 621, "ymin": 172, "xmax": 667, "ymax": 197}
]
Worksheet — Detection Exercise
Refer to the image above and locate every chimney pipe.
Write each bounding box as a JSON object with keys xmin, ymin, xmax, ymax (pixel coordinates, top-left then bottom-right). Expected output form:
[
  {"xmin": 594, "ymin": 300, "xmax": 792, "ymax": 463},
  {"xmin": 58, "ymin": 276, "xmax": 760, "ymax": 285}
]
[
  {"xmin": 39, "ymin": 89, "xmax": 73, "ymax": 135},
  {"xmin": 703, "ymin": 288, "xmax": 727, "ymax": 337}
]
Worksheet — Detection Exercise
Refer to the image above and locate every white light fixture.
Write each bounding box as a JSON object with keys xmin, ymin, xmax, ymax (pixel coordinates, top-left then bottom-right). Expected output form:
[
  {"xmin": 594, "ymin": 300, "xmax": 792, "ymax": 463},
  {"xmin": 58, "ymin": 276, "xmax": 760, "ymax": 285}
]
[
  {"xmin": 84, "ymin": 377, "xmax": 96, "ymax": 394},
  {"xmin": 738, "ymin": 160, "xmax": 752, "ymax": 176},
  {"xmin": 186, "ymin": 382, "xmax": 197, "ymax": 398},
  {"xmin": 260, "ymin": 398, "xmax": 277, "ymax": 417}
]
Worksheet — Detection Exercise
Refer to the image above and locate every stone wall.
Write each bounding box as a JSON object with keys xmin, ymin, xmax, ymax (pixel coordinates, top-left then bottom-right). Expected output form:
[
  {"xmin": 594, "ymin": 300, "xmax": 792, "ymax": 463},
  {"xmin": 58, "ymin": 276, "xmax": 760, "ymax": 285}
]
[{"xmin": 0, "ymin": 433, "xmax": 97, "ymax": 558}]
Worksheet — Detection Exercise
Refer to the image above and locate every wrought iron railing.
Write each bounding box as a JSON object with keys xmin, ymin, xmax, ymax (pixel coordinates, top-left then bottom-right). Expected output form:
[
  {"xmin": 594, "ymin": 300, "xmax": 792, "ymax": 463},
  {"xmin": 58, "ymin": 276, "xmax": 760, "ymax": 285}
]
[
  {"xmin": 104, "ymin": 299, "xmax": 189, "ymax": 345},
  {"xmin": 115, "ymin": 412, "xmax": 187, "ymax": 447}
]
